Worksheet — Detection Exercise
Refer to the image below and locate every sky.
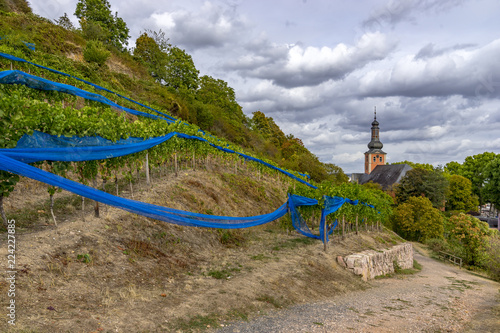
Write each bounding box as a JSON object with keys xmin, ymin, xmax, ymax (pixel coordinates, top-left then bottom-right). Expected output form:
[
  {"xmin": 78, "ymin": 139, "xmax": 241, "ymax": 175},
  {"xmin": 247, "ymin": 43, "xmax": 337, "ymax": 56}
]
[{"xmin": 28, "ymin": 0, "xmax": 500, "ymax": 173}]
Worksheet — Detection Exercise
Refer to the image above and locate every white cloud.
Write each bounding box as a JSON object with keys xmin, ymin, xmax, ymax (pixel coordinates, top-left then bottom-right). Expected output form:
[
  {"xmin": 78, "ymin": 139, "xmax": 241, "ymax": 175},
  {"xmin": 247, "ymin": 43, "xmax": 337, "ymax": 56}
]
[
  {"xmin": 332, "ymin": 152, "xmax": 365, "ymax": 164},
  {"xmin": 151, "ymin": 12, "xmax": 176, "ymax": 29}
]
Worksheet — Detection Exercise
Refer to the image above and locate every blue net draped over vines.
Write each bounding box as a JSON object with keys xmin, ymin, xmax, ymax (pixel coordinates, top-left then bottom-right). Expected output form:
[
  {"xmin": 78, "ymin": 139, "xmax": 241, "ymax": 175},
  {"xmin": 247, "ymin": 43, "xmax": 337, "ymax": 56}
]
[
  {"xmin": 0, "ymin": 70, "xmax": 174, "ymax": 122},
  {"xmin": 288, "ymin": 194, "xmax": 321, "ymax": 239},
  {"xmin": 0, "ymin": 153, "xmax": 289, "ymax": 229},
  {"xmin": 0, "ymin": 52, "xmax": 174, "ymax": 120},
  {"xmin": 0, "ymin": 52, "xmax": 381, "ymax": 238},
  {"xmin": 0, "ymin": 131, "xmax": 315, "ymax": 188}
]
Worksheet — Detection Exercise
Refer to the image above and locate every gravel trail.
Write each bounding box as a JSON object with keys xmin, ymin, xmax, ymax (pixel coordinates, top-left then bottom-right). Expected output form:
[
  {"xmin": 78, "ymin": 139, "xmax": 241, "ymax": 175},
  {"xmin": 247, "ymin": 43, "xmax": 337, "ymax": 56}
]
[{"xmin": 216, "ymin": 253, "xmax": 500, "ymax": 332}]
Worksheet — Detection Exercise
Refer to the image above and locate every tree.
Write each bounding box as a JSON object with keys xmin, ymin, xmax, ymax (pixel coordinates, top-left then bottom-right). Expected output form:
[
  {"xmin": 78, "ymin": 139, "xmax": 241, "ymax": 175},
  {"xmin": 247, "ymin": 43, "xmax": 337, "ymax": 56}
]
[
  {"xmin": 55, "ymin": 13, "xmax": 75, "ymax": 30},
  {"xmin": 324, "ymin": 163, "xmax": 349, "ymax": 185},
  {"xmin": 447, "ymin": 213, "xmax": 492, "ymax": 266},
  {"xmin": 392, "ymin": 160, "xmax": 435, "ymax": 171},
  {"xmin": 197, "ymin": 76, "xmax": 240, "ymax": 116},
  {"xmin": 134, "ymin": 30, "xmax": 170, "ymax": 82},
  {"xmin": 251, "ymin": 111, "xmax": 286, "ymax": 148},
  {"xmin": 460, "ymin": 152, "xmax": 497, "ymax": 205},
  {"xmin": 393, "ymin": 196, "xmax": 444, "ymax": 241},
  {"xmin": 482, "ymin": 155, "xmax": 500, "ymax": 209},
  {"xmin": 395, "ymin": 168, "xmax": 449, "ymax": 209},
  {"xmin": 164, "ymin": 46, "xmax": 199, "ymax": 93},
  {"xmin": 74, "ymin": 0, "xmax": 130, "ymax": 49},
  {"xmin": 446, "ymin": 175, "xmax": 479, "ymax": 212},
  {"xmin": 444, "ymin": 161, "xmax": 462, "ymax": 175}
]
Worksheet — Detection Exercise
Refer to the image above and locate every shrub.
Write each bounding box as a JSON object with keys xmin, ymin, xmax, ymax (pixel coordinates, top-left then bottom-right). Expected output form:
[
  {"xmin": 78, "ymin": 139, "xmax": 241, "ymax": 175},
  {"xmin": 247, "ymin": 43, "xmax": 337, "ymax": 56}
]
[
  {"xmin": 83, "ymin": 40, "xmax": 110, "ymax": 66},
  {"xmin": 392, "ymin": 196, "xmax": 444, "ymax": 242},
  {"xmin": 446, "ymin": 213, "xmax": 492, "ymax": 267},
  {"xmin": 424, "ymin": 237, "xmax": 449, "ymax": 253},
  {"xmin": 484, "ymin": 233, "xmax": 500, "ymax": 281}
]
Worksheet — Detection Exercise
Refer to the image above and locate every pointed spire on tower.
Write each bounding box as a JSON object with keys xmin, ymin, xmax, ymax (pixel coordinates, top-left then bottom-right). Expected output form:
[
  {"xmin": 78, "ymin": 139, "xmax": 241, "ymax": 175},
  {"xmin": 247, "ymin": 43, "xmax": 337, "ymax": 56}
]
[{"xmin": 374, "ymin": 106, "xmax": 376, "ymax": 120}]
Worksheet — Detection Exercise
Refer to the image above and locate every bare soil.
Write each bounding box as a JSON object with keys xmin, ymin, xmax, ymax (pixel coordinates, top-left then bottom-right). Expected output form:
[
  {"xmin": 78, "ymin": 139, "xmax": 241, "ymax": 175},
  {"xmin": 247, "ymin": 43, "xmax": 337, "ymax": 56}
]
[{"xmin": 215, "ymin": 251, "xmax": 500, "ymax": 332}]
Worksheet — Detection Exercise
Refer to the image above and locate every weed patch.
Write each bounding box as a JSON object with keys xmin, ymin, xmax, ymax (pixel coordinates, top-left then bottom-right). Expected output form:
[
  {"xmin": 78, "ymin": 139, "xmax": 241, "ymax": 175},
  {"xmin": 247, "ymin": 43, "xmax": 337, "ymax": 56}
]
[{"xmin": 173, "ymin": 313, "xmax": 219, "ymax": 332}]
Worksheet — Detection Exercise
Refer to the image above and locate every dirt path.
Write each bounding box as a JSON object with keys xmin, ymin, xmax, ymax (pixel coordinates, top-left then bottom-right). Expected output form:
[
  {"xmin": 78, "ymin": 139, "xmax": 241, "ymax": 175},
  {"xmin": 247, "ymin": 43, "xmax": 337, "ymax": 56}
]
[{"xmin": 216, "ymin": 253, "xmax": 500, "ymax": 333}]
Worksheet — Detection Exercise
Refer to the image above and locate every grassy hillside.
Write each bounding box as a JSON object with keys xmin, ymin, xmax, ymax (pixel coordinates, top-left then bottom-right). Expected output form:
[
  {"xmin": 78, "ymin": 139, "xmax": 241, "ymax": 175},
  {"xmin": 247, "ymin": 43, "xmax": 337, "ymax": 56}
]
[{"xmin": 0, "ymin": 165, "xmax": 403, "ymax": 332}]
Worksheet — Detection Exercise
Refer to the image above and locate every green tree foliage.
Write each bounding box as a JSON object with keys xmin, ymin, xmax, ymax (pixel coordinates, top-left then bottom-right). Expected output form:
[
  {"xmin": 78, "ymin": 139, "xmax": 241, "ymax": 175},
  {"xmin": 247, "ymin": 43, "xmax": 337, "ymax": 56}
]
[
  {"xmin": 482, "ymin": 155, "xmax": 500, "ymax": 208},
  {"xmin": 133, "ymin": 30, "xmax": 170, "ymax": 82},
  {"xmin": 392, "ymin": 196, "xmax": 444, "ymax": 241},
  {"xmin": 485, "ymin": 234, "xmax": 500, "ymax": 281},
  {"xmin": 251, "ymin": 111, "xmax": 287, "ymax": 148},
  {"xmin": 164, "ymin": 46, "xmax": 199, "ymax": 93},
  {"xmin": 444, "ymin": 160, "xmax": 462, "ymax": 175},
  {"xmin": 392, "ymin": 160, "xmax": 435, "ymax": 171},
  {"xmin": 197, "ymin": 76, "xmax": 241, "ymax": 121},
  {"xmin": 250, "ymin": 111, "xmax": 347, "ymax": 183},
  {"xmin": 446, "ymin": 213, "xmax": 492, "ymax": 266},
  {"xmin": 195, "ymin": 75, "xmax": 252, "ymax": 146},
  {"xmin": 324, "ymin": 163, "xmax": 349, "ymax": 185},
  {"xmin": 459, "ymin": 152, "xmax": 497, "ymax": 205},
  {"xmin": 83, "ymin": 40, "xmax": 110, "ymax": 66},
  {"xmin": 55, "ymin": 13, "xmax": 75, "ymax": 31},
  {"xmin": 446, "ymin": 175, "xmax": 479, "ymax": 212},
  {"xmin": 395, "ymin": 168, "xmax": 449, "ymax": 209},
  {"xmin": 74, "ymin": 0, "xmax": 130, "ymax": 49}
]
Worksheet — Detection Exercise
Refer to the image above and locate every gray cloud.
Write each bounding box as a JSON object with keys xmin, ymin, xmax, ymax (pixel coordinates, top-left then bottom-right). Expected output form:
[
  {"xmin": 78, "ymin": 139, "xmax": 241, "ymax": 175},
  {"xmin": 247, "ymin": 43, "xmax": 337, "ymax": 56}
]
[
  {"xmin": 414, "ymin": 42, "xmax": 476, "ymax": 59},
  {"xmin": 355, "ymin": 39, "xmax": 500, "ymax": 99},
  {"xmin": 227, "ymin": 32, "xmax": 397, "ymax": 88},
  {"xmin": 362, "ymin": 0, "xmax": 465, "ymax": 30},
  {"xmin": 151, "ymin": 2, "xmax": 250, "ymax": 50}
]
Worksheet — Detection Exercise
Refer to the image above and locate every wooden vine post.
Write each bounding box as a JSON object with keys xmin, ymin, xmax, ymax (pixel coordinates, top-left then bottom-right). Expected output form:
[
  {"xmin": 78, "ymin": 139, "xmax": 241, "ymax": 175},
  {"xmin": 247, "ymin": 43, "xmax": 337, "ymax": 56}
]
[
  {"xmin": 323, "ymin": 217, "xmax": 328, "ymax": 252},
  {"xmin": 174, "ymin": 153, "xmax": 178, "ymax": 177},
  {"xmin": 93, "ymin": 177, "xmax": 99, "ymax": 218},
  {"xmin": 342, "ymin": 215, "xmax": 345, "ymax": 240},
  {"xmin": 356, "ymin": 214, "xmax": 359, "ymax": 235},
  {"xmin": 145, "ymin": 153, "xmax": 150, "ymax": 186}
]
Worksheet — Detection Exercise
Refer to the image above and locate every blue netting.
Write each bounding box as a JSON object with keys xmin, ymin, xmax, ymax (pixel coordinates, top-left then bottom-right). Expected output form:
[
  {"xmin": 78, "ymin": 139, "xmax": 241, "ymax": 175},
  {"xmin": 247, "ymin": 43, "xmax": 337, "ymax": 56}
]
[
  {"xmin": 0, "ymin": 54, "xmax": 379, "ymax": 236},
  {"xmin": 0, "ymin": 70, "xmax": 174, "ymax": 122},
  {"xmin": 16, "ymin": 131, "xmax": 145, "ymax": 148},
  {"xmin": 0, "ymin": 52, "xmax": 174, "ymax": 120},
  {"xmin": 0, "ymin": 53, "xmax": 312, "ymax": 176},
  {"xmin": 1, "ymin": 131, "xmax": 316, "ymax": 188},
  {"xmin": 288, "ymin": 194, "xmax": 321, "ymax": 239},
  {"xmin": 0, "ymin": 153, "xmax": 288, "ymax": 229}
]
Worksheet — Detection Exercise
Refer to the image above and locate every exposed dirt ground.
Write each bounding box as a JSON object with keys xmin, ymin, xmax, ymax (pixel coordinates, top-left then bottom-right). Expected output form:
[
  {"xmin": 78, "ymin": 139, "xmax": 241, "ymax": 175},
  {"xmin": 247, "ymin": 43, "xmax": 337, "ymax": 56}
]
[
  {"xmin": 214, "ymin": 251, "xmax": 500, "ymax": 332},
  {"xmin": 0, "ymin": 163, "xmax": 404, "ymax": 333}
]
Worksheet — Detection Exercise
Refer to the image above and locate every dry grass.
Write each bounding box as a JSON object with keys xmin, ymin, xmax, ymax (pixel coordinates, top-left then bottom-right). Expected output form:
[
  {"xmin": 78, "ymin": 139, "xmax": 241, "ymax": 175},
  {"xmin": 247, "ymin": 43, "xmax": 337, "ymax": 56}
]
[{"xmin": 0, "ymin": 167, "xmax": 401, "ymax": 332}]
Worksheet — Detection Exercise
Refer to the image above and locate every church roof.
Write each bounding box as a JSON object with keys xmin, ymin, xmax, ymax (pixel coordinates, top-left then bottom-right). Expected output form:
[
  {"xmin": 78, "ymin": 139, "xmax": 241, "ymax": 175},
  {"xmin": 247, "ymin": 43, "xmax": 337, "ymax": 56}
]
[{"xmin": 358, "ymin": 164, "xmax": 412, "ymax": 190}]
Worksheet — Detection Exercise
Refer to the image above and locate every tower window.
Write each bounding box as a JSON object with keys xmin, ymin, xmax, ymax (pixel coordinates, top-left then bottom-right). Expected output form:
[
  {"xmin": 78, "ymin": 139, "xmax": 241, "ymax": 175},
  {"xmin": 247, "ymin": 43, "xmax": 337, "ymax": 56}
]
[
  {"xmin": 373, "ymin": 156, "xmax": 376, "ymax": 162},
  {"xmin": 379, "ymin": 157, "xmax": 383, "ymax": 162}
]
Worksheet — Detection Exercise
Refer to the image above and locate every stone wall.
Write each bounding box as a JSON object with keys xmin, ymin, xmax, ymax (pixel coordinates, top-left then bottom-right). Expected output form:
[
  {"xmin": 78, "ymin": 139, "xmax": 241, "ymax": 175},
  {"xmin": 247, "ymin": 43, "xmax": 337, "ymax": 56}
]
[{"xmin": 337, "ymin": 243, "xmax": 414, "ymax": 281}]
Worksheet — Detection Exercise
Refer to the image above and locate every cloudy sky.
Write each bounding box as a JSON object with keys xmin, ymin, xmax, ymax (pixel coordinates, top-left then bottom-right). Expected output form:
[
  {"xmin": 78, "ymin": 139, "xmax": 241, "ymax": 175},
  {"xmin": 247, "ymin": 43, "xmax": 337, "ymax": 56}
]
[{"xmin": 29, "ymin": 0, "xmax": 500, "ymax": 173}]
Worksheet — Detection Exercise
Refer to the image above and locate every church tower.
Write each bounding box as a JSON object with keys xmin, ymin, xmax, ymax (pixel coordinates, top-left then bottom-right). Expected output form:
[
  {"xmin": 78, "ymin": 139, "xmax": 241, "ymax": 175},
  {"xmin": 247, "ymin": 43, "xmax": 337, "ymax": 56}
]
[{"xmin": 364, "ymin": 108, "xmax": 386, "ymax": 174}]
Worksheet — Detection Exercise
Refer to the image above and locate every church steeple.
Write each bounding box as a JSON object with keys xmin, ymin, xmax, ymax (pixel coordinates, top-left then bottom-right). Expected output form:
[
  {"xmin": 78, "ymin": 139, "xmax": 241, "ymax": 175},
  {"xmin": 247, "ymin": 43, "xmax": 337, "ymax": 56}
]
[
  {"xmin": 364, "ymin": 107, "xmax": 386, "ymax": 174},
  {"xmin": 368, "ymin": 107, "xmax": 383, "ymax": 150}
]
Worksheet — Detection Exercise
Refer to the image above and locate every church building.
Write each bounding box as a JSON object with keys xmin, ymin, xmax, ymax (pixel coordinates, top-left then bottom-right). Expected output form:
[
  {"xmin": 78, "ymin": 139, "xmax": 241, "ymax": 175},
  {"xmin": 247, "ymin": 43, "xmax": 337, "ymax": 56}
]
[
  {"xmin": 364, "ymin": 109, "xmax": 386, "ymax": 174},
  {"xmin": 352, "ymin": 109, "xmax": 412, "ymax": 192}
]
